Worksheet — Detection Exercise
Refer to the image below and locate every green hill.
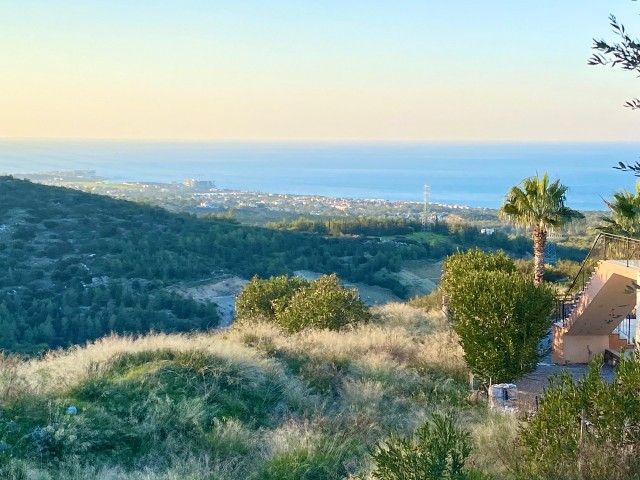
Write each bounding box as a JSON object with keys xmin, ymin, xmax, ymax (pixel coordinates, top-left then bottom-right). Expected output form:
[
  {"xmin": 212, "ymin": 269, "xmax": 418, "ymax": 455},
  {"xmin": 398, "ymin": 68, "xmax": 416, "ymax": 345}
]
[{"xmin": 0, "ymin": 177, "xmax": 440, "ymax": 353}]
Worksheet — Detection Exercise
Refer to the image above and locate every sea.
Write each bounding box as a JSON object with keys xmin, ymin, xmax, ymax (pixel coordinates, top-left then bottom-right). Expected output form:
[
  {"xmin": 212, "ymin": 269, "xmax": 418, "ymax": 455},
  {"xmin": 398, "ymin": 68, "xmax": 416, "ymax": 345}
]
[{"xmin": 1, "ymin": 140, "xmax": 639, "ymax": 211}]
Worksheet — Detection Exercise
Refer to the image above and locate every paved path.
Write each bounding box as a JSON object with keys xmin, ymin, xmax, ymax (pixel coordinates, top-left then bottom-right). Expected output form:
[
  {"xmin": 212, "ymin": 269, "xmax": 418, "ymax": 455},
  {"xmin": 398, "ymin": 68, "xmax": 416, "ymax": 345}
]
[{"xmin": 514, "ymin": 358, "xmax": 615, "ymax": 414}]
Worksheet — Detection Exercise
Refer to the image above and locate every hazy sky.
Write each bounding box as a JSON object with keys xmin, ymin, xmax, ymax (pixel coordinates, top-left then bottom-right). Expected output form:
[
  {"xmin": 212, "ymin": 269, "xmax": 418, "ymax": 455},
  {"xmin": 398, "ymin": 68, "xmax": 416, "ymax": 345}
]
[{"xmin": 2, "ymin": 0, "xmax": 640, "ymax": 141}]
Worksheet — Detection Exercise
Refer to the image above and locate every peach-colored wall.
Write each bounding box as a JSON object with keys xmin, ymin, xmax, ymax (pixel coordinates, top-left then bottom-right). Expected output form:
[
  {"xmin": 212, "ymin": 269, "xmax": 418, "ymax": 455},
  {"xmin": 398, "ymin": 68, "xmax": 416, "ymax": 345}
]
[{"xmin": 558, "ymin": 335, "xmax": 609, "ymax": 364}]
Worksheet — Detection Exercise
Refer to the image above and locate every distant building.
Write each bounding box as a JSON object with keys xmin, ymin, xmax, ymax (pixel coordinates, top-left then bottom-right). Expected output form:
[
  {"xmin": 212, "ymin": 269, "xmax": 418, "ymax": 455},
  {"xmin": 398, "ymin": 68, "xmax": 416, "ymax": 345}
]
[
  {"xmin": 183, "ymin": 179, "xmax": 216, "ymax": 189},
  {"xmin": 480, "ymin": 228, "xmax": 495, "ymax": 235}
]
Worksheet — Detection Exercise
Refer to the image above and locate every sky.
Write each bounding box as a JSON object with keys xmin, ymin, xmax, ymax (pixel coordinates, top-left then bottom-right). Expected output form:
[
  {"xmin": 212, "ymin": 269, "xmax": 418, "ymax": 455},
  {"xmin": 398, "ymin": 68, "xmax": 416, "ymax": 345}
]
[{"xmin": 1, "ymin": 0, "xmax": 640, "ymax": 142}]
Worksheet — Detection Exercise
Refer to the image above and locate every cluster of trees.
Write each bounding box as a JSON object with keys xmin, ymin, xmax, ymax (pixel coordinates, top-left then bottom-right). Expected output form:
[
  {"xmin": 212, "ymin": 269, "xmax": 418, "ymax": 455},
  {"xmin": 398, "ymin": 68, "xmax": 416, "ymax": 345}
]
[
  {"xmin": 266, "ymin": 214, "xmax": 554, "ymax": 259},
  {"xmin": 236, "ymin": 274, "xmax": 370, "ymax": 332},
  {"xmin": 0, "ymin": 284, "xmax": 216, "ymax": 353},
  {"xmin": 0, "ymin": 172, "xmax": 590, "ymax": 354},
  {"xmin": 266, "ymin": 217, "xmax": 419, "ymax": 236}
]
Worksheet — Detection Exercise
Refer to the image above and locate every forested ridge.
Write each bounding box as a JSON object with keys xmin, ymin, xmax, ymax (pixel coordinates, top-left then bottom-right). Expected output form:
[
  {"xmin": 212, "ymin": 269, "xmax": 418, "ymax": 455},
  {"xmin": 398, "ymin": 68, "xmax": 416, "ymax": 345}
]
[{"xmin": 0, "ymin": 177, "xmax": 436, "ymax": 353}]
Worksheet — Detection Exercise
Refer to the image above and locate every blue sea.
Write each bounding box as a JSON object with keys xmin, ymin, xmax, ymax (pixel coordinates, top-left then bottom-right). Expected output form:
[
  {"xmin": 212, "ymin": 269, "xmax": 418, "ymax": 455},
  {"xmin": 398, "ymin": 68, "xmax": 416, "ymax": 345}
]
[{"xmin": 1, "ymin": 140, "xmax": 639, "ymax": 210}]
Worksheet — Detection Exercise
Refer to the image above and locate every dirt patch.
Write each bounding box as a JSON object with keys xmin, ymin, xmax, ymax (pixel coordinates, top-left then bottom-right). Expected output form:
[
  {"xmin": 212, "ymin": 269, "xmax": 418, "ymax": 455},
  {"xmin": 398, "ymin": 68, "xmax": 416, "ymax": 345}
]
[
  {"xmin": 402, "ymin": 260, "xmax": 442, "ymax": 282},
  {"xmin": 293, "ymin": 270, "xmax": 323, "ymax": 281},
  {"xmin": 175, "ymin": 276, "xmax": 248, "ymax": 328}
]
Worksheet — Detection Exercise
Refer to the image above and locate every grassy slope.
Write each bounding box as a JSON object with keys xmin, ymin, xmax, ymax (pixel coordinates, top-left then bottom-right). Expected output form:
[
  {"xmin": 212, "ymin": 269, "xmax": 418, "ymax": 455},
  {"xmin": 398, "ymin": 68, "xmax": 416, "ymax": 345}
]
[{"xmin": 0, "ymin": 304, "xmax": 516, "ymax": 479}]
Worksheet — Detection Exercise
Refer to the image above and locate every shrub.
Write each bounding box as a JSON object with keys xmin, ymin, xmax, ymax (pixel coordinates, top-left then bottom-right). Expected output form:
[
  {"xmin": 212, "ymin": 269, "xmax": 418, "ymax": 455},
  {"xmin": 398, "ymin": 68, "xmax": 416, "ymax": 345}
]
[
  {"xmin": 441, "ymin": 248, "xmax": 516, "ymax": 293},
  {"xmin": 371, "ymin": 412, "xmax": 473, "ymax": 480},
  {"xmin": 236, "ymin": 275, "xmax": 309, "ymax": 322},
  {"xmin": 517, "ymin": 353, "xmax": 640, "ymax": 479},
  {"xmin": 236, "ymin": 274, "xmax": 370, "ymax": 333},
  {"xmin": 275, "ymin": 274, "xmax": 370, "ymax": 332},
  {"xmin": 441, "ymin": 249, "xmax": 555, "ymax": 384}
]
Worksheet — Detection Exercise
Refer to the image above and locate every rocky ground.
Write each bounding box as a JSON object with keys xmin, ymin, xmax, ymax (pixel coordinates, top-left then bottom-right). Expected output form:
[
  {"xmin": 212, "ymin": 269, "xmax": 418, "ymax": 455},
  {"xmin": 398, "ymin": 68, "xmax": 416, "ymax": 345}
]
[{"xmin": 175, "ymin": 276, "xmax": 248, "ymax": 327}]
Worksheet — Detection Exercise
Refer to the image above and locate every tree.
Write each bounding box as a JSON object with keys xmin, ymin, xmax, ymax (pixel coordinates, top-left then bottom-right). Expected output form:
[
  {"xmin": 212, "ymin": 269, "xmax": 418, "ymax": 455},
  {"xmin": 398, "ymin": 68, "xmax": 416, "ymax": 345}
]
[
  {"xmin": 589, "ymin": 2, "xmax": 640, "ymax": 175},
  {"xmin": 598, "ymin": 183, "xmax": 640, "ymax": 237},
  {"xmin": 441, "ymin": 250, "xmax": 555, "ymax": 384},
  {"xmin": 499, "ymin": 173, "xmax": 584, "ymax": 285}
]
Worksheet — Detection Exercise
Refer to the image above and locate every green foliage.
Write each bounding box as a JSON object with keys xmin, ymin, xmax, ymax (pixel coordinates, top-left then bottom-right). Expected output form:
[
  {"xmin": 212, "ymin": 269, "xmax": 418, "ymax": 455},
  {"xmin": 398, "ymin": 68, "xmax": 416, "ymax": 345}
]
[
  {"xmin": 598, "ymin": 183, "xmax": 640, "ymax": 237},
  {"xmin": 275, "ymin": 274, "xmax": 371, "ymax": 332},
  {"xmin": 515, "ymin": 258, "xmax": 582, "ymax": 284},
  {"xmin": 441, "ymin": 248, "xmax": 516, "ymax": 293},
  {"xmin": 236, "ymin": 275, "xmax": 309, "ymax": 322},
  {"xmin": 267, "ymin": 214, "xmax": 545, "ymax": 261},
  {"xmin": 0, "ymin": 304, "xmax": 479, "ymax": 478},
  {"xmin": 408, "ymin": 289, "xmax": 443, "ymax": 313},
  {"xmin": 257, "ymin": 435, "xmax": 357, "ymax": 480},
  {"xmin": 517, "ymin": 353, "xmax": 640, "ymax": 479},
  {"xmin": 442, "ymin": 250, "xmax": 555, "ymax": 383},
  {"xmin": 0, "ymin": 177, "xmax": 451, "ymax": 352},
  {"xmin": 267, "ymin": 216, "xmax": 417, "ymax": 237},
  {"xmin": 371, "ymin": 412, "xmax": 474, "ymax": 480},
  {"xmin": 499, "ymin": 173, "xmax": 584, "ymax": 232},
  {"xmin": 237, "ymin": 274, "xmax": 370, "ymax": 333},
  {"xmin": 1, "ymin": 349, "xmax": 296, "ymax": 468},
  {"xmin": 500, "ymin": 173, "xmax": 584, "ymax": 284}
]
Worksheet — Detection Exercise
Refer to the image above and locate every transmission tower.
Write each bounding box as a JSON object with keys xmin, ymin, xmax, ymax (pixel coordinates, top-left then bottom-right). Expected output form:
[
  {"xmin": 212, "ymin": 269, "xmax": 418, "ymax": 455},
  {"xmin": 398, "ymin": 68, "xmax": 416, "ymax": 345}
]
[
  {"xmin": 545, "ymin": 230, "xmax": 564, "ymax": 266},
  {"xmin": 545, "ymin": 241, "xmax": 557, "ymax": 266},
  {"xmin": 422, "ymin": 184, "xmax": 430, "ymax": 231}
]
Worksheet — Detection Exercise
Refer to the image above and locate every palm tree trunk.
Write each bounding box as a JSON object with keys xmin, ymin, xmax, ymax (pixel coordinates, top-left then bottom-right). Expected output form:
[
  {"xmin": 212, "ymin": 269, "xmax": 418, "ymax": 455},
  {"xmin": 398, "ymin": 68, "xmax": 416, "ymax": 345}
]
[{"xmin": 533, "ymin": 227, "xmax": 547, "ymax": 285}]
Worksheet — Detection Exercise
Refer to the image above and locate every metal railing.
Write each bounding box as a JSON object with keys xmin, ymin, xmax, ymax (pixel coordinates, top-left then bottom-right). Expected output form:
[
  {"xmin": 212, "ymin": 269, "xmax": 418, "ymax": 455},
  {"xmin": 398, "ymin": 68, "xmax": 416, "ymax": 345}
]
[{"xmin": 555, "ymin": 233, "xmax": 640, "ymax": 324}]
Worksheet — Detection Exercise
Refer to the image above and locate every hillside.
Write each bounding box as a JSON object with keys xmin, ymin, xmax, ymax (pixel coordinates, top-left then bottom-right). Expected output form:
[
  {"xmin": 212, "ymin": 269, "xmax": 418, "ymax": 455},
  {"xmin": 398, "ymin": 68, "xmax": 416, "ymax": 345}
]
[
  {"xmin": 0, "ymin": 177, "xmax": 444, "ymax": 353},
  {"xmin": 0, "ymin": 304, "xmax": 514, "ymax": 479}
]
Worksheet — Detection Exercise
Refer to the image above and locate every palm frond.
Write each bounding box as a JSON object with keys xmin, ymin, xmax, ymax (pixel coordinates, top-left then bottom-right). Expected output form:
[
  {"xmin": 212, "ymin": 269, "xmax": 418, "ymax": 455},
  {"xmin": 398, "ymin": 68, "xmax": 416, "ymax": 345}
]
[{"xmin": 499, "ymin": 172, "xmax": 584, "ymax": 233}]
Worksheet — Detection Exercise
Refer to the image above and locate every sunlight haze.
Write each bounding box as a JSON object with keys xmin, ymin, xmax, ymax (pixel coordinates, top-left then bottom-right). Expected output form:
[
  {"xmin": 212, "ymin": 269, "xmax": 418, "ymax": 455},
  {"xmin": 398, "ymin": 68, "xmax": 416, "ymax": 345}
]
[{"xmin": 2, "ymin": 0, "xmax": 639, "ymax": 141}]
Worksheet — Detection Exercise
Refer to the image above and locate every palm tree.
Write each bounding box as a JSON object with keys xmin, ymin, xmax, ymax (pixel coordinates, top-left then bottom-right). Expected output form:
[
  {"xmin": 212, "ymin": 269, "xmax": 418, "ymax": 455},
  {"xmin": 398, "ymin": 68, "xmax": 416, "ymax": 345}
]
[
  {"xmin": 500, "ymin": 173, "xmax": 584, "ymax": 285},
  {"xmin": 598, "ymin": 183, "xmax": 640, "ymax": 237}
]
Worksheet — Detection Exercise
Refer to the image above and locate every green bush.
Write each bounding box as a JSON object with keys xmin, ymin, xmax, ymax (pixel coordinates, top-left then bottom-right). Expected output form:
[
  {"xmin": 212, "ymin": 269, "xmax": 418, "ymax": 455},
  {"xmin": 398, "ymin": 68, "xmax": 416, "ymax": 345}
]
[
  {"xmin": 517, "ymin": 353, "xmax": 640, "ymax": 479},
  {"xmin": 275, "ymin": 274, "xmax": 370, "ymax": 332},
  {"xmin": 236, "ymin": 274, "xmax": 370, "ymax": 333},
  {"xmin": 236, "ymin": 275, "xmax": 309, "ymax": 322},
  {"xmin": 441, "ymin": 249, "xmax": 555, "ymax": 384},
  {"xmin": 371, "ymin": 412, "xmax": 474, "ymax": 480}
]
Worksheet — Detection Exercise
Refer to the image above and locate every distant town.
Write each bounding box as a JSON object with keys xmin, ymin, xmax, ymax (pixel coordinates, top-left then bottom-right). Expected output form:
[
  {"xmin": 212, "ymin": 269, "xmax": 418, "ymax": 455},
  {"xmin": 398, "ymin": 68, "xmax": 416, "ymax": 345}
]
[{"xmin": 7, "ymin": 170, "xmax": 500, "ymax": 226}]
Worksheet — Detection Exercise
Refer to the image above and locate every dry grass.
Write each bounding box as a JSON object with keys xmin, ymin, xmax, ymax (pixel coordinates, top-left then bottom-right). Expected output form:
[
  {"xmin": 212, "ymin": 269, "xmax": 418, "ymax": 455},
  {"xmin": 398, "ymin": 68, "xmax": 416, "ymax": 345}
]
[
  {"xmin": 467, "ymin": 412, "xmax": 520, "ymax": 476},
  {"xmin": 0, "ymin": 303, "xmax": 481, "ymax": 479},
  {"xmin": 228, "ymin": 302, "xmax": 466, "ymax": 380},
  {"xmin": 15, "ymin": 331, "xmax": 272, "ymax": 394}
]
